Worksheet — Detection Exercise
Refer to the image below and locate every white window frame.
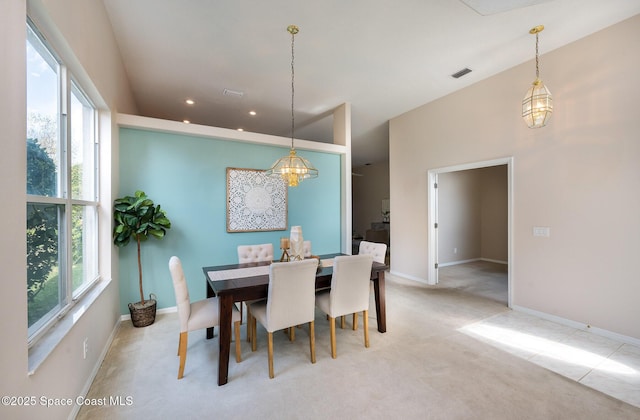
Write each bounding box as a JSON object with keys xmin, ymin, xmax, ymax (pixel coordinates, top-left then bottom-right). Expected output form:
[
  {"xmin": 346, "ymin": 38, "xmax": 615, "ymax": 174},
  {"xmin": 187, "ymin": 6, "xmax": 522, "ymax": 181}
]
[{"xmin": 26, "ymin": 19, "xmax": 100, "ymax": 346}]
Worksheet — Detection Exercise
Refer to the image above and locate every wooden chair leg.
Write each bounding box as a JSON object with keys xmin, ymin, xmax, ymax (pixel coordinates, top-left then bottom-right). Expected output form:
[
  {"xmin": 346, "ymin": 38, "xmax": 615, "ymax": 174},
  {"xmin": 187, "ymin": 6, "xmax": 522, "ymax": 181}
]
[
  {"xmin": 234, "ymin": 321, "xmax": 242, "ymax": 362},
  {"xmin": 363, "ymin": 310, "xmax": 370, "ymax": 348},
  {"xmin": 329, "ymin": 316, "xmax": 337, "ymax": 359},
  {"xmin": 289, "ymin": 325, "xmax": 295, "ymax": 341},
  {"xmin": 267, "ymin": 332, "xmax": 274, "ymax": 379},
  {"xmin": 353, "ymin": 313, "xmax": 358, "ymax": 330},
  {"xmin": 177, "ymin": 331, "xmax": 188, "ymax": 379},
  {"xmin": 340, "ymin": 315, "xmax": 345, "ymax": 329},
  {"xmin": 309, "ymin": 321, "xmax": 316, "ymax": 363},
  {"xmin": 246, "ymin": 307, "xmax": 252, "ymax": 342},
  {"xmin": 251, "ymin": 316, "xmax": 257, "ymax": 352}
]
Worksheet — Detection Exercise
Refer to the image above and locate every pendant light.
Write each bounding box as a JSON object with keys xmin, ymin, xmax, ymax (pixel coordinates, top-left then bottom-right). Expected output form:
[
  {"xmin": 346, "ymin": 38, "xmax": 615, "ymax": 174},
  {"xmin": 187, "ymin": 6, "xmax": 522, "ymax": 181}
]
[
  {"xmin": 522, "ymin": 25, "xmax": 553, "ymax": 128},
  {"xmin": 265, "ymin": 25, "xmax": 318, "ymax": 187}
]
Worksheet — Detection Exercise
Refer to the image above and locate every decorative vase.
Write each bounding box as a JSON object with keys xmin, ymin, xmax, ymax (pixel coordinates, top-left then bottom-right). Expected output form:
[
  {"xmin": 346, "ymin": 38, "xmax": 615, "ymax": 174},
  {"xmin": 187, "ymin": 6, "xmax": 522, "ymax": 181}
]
[{"xmin": 289, "ymin": 226, "xmax": 304, "ymax": 261}]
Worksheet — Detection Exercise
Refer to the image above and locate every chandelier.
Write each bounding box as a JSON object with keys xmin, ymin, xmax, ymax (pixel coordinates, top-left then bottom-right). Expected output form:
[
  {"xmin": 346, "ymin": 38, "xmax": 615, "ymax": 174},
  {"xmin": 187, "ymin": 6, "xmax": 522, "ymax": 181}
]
[
  {"xmin": 522, "ymin": 25, "xmax": 553, "ymax": 128},
  {"xmin": 265, "ymin": 25, "xmax": 318, "ymax": 187}
]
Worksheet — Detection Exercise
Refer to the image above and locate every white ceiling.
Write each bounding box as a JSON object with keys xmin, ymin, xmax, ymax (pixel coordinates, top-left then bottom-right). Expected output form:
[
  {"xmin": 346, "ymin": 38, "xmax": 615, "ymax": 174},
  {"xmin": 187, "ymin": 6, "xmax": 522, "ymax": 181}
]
[{"xmin": 102, "ymin": 0, "xmax": 639, "ymax": 166}]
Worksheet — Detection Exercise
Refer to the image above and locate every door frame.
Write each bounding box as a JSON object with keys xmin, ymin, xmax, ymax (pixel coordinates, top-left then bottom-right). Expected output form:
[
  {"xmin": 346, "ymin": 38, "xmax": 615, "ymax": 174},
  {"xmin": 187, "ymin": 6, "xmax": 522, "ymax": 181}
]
[{"xmin": 427, "ymin": 157, "xmax": 514, "ymax": 308}]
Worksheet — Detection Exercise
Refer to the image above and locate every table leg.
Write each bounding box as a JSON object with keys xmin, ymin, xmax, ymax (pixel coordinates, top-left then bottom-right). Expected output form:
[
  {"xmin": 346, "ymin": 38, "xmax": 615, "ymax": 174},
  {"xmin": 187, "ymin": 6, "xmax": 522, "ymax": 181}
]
[
  {"xmin": 373, "ymin": 271, "xmax": 387, "ymax": 333},
  {"xmin": 218, "ymin": 295, "xmax": 233, "ymax": 386},
  {"xmin": 206, "ymin": 280, "xmax": 215, "ymax": 339}
]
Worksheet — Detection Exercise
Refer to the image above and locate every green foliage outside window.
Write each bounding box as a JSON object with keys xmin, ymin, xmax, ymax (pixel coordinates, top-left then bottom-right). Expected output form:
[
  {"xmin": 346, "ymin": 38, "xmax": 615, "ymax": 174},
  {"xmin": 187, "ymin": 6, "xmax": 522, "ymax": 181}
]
[
  {"xmin": 26, "ymin": 139, "xmax": 58, "ymax": 307},
  {"xmin": 26, "ymin": 138, "xmax": 55, "ymax": 196},
  {"xmin": 71, "ymin": 165, "xmax": 83, "ymax": 265}
]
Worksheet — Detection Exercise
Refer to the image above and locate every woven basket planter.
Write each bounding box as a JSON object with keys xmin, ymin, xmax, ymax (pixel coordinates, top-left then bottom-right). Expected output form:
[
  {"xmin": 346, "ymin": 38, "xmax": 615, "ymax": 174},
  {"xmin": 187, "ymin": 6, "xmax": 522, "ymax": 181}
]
[{"xmin": 128, "ymin": 295, "xmax": 157, "ymax": 327}]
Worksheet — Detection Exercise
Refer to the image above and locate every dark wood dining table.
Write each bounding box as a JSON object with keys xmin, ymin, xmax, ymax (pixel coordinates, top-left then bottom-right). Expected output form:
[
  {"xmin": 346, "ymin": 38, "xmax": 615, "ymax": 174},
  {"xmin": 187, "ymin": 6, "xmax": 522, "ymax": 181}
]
[{"xmin": 202, "ymin": 253, "xmax": 388, "ymax": 386}]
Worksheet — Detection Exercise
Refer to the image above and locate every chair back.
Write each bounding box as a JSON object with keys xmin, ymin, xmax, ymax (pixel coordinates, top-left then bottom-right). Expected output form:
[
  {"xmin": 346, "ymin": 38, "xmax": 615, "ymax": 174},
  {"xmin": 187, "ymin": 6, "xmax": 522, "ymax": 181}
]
[
  {"xmin": 359, "ymin": 240, "xmax": 387, "ymax": 264},
  {"xmin": 169, "ymin": 256, "xmax": 191, "ymax": 332},
  {"xmin": 237, "ymin": 243, "xmax": 274, "ymax": 263},
  {"xmin": 265, "ymin": 259, "xmax": 319, "ymax": 332},
  {"xmin": 329, "ymin": 254, "xmax": 374, "ymax": 315},
  {"xmin": 303, "ymin": 240, "xmax": 312, "ymax": 258}
]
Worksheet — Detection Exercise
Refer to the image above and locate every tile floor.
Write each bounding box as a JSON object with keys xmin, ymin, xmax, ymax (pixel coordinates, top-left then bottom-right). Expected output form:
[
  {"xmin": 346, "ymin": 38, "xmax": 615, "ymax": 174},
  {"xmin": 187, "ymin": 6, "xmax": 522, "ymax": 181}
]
[
  {"xmin": 460, "ymin": 310, "xmax": 640, "ymax": 408},
  {"xmin": 441, "ymin": 261, "xmax": 640, "ymax": 408}
]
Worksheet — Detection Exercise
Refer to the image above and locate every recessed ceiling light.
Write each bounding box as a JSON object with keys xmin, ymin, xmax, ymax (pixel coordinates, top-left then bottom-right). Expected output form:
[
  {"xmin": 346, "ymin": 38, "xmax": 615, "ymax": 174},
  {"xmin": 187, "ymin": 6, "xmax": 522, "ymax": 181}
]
[
  {"xmin": 185, "ymin": 99, "xmax": 195, "ymax": 105},
  {"xmin": 249, "ymin": 111, "xmax": 257, "ymax": 116},
  {"xmin": 237, "ymin": 128, "xmax": 244, "ymax": 132},
  {"xmin": 183, "ymin": 119, "xmax": 190, "ymax": 124}
]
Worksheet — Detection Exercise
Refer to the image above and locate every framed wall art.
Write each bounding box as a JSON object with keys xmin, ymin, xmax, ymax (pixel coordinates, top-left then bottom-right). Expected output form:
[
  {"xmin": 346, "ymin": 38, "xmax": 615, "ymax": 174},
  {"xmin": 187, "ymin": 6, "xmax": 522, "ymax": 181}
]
[{"xmin": 226, "ymin": 167, "xmax": 288, "ymax": 232}]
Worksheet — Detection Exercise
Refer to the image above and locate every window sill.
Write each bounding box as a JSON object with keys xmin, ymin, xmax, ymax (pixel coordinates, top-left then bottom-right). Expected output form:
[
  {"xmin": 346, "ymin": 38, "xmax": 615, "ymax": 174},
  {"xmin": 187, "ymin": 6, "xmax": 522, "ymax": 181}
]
[{"xmin": 28, "ymin": 277, "xmax": 112, "ymax": 375}]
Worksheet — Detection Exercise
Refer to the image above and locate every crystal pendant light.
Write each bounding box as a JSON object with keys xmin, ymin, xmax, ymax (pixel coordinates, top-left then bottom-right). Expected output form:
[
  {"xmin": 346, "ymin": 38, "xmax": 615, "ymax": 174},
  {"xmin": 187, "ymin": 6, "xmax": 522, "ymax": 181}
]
[
  {"xmin": 265, "ymin": 25, "xmax": 318, "ymax": 187},
  {"xmin": 522, "ymin": 25, "xmax": 553, "ymax": 128}
]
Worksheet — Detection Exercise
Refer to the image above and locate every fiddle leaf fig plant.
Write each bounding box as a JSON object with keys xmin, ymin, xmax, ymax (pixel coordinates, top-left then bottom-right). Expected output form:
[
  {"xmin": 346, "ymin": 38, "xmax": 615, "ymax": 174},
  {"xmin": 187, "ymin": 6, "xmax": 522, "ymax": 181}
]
[{"xmin": 113, "ymin": 190, "xmax": 171, "ymax": 305}]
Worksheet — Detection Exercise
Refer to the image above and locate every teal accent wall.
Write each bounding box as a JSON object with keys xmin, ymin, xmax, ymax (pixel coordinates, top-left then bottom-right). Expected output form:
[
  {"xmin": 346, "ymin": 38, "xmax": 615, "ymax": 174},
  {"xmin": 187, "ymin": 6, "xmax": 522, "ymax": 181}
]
[{"xmin": 117, "ymin": 128, "xmax": 342, "ymax": 314}]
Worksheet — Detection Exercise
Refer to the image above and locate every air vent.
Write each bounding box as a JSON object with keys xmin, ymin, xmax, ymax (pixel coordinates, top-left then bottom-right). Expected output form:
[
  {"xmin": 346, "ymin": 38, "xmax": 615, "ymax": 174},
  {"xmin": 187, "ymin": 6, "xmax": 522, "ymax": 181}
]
[
  {"xmin": 451, "ymin": 68, "xmax": 472, "ymax": 79},
  {"xmin": 223, "ymin": 88, "xmax": 244, "ymax": 98}
]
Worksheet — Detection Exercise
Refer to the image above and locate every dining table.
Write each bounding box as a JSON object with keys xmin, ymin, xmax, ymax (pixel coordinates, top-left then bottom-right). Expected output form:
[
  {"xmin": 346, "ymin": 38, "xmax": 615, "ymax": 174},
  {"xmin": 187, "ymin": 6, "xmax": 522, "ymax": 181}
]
[{"xmin": 202, "ymin": 253, "xmax": 388, "ymax": 386}]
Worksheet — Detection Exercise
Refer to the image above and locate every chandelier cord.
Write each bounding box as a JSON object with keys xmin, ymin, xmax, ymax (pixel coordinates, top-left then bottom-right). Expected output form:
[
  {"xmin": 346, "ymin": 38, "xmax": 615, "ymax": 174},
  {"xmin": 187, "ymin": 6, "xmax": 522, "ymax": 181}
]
[
  {"xmin": 535, "ymin": 32, "xmax": 540, "ymax": 80},
  {"xmin": 290, "ymin": 28, "xmax": 295, "ymax": 150},
  {"xmin": 265, "ymin": 24, "xmax": 317, "ymax": 184}
]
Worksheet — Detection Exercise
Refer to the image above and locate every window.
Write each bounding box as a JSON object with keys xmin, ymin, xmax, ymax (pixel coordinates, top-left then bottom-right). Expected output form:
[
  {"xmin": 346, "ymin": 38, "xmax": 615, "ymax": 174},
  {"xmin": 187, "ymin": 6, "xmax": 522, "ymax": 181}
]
[{"xmin": 26, "ymin": 21, "xmax": 99, "ymax": 343}]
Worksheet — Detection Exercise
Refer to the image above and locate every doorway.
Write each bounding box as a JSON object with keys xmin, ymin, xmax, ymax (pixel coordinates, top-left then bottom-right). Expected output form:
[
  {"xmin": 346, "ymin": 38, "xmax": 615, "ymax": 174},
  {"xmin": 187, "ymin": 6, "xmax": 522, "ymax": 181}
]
[{"xmin": 427, "ymin": 157, "xmax": 513, "ymax": 308}]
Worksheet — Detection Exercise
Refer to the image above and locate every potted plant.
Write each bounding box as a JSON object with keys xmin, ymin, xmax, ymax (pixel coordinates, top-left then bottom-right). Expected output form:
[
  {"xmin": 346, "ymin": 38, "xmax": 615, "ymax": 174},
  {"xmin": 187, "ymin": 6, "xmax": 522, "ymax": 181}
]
[{"xmin": 113, "ymin": 190, "xmax": 171, "ymax": 327}]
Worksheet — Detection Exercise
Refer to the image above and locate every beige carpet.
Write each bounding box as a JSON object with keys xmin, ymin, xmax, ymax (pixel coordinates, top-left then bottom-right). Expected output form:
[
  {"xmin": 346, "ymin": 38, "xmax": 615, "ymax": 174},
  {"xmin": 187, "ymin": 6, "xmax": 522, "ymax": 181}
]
[{"xmin": 77, "ymin": 262, "xmax": 640, "ymax": 419}]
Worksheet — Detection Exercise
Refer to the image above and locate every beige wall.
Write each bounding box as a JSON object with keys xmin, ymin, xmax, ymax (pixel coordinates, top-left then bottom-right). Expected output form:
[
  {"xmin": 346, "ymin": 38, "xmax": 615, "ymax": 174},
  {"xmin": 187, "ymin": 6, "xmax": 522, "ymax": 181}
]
[
  {"xmin": 438, "ymin": 165, "xmax": 507, "ymax": 265},
  {"xmin": 352, "ymin": 162, "xmax": 390, "ymax": 239},
  {"xmin": 0, "ymin": 1, "xmax": 29, "ymax": 418},
  {"xmin": 30, "ymin": 0, "xmax": 138, "ymax": 113},
  {"xmin": 390, "ymin": 15, "xmax": 640, "ymax": 340},
  {"xmin": 1, "ymin": 1, "xmax": 134, "ymax": 419}
]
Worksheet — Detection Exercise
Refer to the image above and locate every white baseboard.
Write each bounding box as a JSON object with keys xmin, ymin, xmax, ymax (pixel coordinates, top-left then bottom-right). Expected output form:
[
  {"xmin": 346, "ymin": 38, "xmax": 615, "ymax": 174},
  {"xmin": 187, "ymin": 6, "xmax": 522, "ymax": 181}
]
[
  {"xmin": 480, "ymin": 258, "xmax": 508, "ymax": 265},
  {"xmin": 512, "ymin": 305, "xmax": 640, "ymax": 347},
  {"xmin": 389, "ymin": 269, "xmax": 429, "ymax": 284},
  {"xmin": 439, "ymin": 257, "xmax": 508, "ymax": 267}
]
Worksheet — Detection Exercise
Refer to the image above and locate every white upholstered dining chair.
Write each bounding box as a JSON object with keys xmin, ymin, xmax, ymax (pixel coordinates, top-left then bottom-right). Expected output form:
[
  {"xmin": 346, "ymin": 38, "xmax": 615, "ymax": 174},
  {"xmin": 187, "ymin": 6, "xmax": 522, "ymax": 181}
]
[
  {"xmin": 169, "ymin": 256, "xmax": 241, "ymax": 379},
  {"xmin": 237, "ymin": 243, "xmax": 274, "ymax": 263},
  {"xmin": 315, "ymin": 254, "xmax": 374, "ymax": 358},
  {"xmin": 237, "ymin": 243, "xmax": 274, "ymax": 340},
  {"xmin": 249, "ymin": 258, "xmax": 319, "ymax": 378},
  {"xmin": 358, "ymin": 240, "xmax": 387, "ymax": 264},
  {"xmin": 351, "ymin": 240, "xmax": 388, "ymax": 329}
]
